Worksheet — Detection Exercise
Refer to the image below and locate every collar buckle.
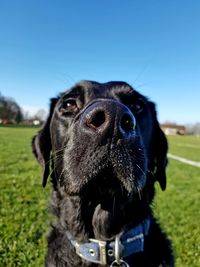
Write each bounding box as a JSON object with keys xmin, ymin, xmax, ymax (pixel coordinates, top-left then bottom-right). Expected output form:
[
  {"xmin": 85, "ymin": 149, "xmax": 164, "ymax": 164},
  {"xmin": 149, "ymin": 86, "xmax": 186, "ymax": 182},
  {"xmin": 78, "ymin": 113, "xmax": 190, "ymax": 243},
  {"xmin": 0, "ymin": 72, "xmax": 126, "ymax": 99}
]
[
  {"xmin": 89, "ymin": 238, "xmax": 107, "ymax": 265},
  {"xmin": 75, "ymin": 238, "xmax": 107, "ymax": 265}
]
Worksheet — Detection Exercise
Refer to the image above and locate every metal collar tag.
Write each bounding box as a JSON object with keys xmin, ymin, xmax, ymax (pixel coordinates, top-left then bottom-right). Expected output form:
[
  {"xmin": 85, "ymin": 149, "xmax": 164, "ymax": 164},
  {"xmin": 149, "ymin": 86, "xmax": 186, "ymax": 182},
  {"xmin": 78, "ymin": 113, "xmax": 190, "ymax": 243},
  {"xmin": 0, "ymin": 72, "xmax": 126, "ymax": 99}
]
[{"xmin": 110, "ymin": 235, "xmax": 130, "ymax": 267}]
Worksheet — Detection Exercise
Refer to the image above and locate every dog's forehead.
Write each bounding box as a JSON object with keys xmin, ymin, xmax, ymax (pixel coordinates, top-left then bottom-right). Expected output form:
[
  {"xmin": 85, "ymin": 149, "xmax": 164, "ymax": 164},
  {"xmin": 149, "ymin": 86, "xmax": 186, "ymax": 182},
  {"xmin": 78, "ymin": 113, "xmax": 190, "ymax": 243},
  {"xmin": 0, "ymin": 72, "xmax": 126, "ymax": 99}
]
[{"xmin": 62, "ymin": 80, "xmax": 135, "ymax": 101}]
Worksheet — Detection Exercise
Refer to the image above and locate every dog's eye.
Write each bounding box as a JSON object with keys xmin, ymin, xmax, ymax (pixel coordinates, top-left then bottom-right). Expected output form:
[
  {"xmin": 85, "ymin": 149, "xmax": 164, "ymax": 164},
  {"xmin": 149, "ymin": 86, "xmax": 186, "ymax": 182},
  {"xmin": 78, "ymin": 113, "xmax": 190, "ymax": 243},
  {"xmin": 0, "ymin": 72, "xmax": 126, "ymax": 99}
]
[
  {"xmin": 134, "ymin": 103, "xmax": 143, "ymax": 114},
  {"xmin": 63, "ymin": 99, "xmax": 78, "ymax": 112},
  {"xmin": 130, "ymin": 102, "xmax": 144, "ymax": 115}
]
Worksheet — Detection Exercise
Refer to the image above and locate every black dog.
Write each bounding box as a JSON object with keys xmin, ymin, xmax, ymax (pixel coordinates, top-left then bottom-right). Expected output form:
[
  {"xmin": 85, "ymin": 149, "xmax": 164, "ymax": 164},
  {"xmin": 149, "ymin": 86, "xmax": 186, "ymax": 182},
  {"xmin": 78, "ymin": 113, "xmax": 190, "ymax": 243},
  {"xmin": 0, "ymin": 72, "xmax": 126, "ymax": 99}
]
[{"xmin": 32, "ymin": 81, "xmax": 174, "ymax": 267}]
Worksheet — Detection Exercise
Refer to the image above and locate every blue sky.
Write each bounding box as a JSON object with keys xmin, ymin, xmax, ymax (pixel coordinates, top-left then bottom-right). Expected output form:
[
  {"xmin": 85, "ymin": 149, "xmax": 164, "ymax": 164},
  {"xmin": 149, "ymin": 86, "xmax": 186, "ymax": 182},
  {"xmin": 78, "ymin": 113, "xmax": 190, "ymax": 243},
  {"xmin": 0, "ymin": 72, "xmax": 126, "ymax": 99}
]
[{"xmin": 0, "ymin": 0, "xmax": 200, "ymax": 124}]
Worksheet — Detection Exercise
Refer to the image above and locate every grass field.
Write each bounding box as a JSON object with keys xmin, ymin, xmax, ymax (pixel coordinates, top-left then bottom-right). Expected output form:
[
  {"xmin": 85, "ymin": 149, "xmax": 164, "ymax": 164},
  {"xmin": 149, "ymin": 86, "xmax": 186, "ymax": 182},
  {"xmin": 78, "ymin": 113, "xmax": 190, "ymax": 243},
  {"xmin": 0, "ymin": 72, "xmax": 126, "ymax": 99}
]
[
  {"xmin": 0, "ymin": 127, "xmax": 200, "ymax": 266},
  {"xmin": 167, "ymin": 135, "xmax": 200, "ymax": 162}
]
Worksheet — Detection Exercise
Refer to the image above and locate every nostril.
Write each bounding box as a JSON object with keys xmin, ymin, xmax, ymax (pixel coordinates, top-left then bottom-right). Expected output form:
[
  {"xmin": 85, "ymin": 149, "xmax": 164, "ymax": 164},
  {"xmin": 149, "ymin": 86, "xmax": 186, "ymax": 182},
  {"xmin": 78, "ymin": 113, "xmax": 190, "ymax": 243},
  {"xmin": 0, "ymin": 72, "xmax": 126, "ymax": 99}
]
[
  {"xmin": 87, "ymin": 111, "xmax": 106, "ymax": 129},
  {"xmin": 121, "ymin": 113, "xmax": 136, "ymax": 133}
]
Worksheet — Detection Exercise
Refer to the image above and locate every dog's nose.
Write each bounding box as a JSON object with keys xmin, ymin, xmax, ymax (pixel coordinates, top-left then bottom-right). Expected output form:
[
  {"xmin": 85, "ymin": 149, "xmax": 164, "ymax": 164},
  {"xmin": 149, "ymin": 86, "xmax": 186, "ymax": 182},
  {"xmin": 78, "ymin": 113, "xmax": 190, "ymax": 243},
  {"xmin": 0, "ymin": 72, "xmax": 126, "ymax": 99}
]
[{"xmin": 81, "ymin": 100, "xmax": 136, "ymax": 139}]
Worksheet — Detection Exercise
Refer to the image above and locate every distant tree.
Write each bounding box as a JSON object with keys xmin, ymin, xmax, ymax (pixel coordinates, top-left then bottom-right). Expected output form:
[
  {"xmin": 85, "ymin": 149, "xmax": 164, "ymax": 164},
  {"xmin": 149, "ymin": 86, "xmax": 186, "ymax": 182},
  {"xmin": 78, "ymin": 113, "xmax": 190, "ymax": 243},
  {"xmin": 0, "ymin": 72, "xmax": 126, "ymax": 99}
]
[
  {"xmin": 33, "ymin": 109, "xmax": 47, "ymax": 122},
  {"xmin": 185, "ymin": 124, "xmax": 194, "ymax": 135},
  {"xmin": 22, "ymin": 110, "xmax": 30, "ymax": 120},
  {"xmin": 193, "ymin": 123, "xmax": 200, "ymax": 135},
  {"xmin": 0, "ymin": 93, "xmax": 23, "ymax": 124},
  {"xmin": 185, "ymin": 123, "xmax": 200, "ymax": 135}
]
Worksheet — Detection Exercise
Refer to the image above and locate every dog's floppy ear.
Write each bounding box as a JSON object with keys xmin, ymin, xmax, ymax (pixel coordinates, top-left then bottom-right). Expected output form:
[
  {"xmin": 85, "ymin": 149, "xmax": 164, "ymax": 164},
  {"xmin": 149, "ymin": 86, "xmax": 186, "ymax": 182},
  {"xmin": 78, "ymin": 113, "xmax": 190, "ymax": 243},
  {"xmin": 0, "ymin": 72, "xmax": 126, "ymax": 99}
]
[
  {"xmin": 32, "ymin": 98, "xmax": 58, "ymax": 187},
  {"xmin": 149, "ymin": 102, "xmax": 168, "ymax": 191}
]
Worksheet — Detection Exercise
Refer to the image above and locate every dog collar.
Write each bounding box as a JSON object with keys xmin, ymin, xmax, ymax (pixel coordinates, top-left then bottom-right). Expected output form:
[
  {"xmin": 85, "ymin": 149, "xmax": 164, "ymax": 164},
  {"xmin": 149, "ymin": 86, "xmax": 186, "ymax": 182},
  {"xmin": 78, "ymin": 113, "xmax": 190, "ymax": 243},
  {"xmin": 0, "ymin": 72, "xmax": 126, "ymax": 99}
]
[{"xmin": 69, "ymin": 217, "xmax": 151, "ymax": 265}]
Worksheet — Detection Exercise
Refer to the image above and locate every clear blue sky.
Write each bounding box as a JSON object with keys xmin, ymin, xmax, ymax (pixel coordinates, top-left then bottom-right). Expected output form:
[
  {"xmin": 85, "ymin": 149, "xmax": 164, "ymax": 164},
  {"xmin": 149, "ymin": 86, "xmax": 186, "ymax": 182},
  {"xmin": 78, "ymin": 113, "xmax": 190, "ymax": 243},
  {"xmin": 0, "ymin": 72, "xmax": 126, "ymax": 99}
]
[{"xmin": 0, "ymin": 0, "xmax": 200, "ymax": 124}]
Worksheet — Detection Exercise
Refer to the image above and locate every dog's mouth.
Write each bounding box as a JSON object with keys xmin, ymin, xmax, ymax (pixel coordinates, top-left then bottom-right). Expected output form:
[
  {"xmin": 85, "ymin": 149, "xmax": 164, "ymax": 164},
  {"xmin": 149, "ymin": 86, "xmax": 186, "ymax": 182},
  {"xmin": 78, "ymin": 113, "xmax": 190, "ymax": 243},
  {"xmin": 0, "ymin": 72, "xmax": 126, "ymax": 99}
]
[
  {"xmin": 81, "ymin": 162, "xmax": 146, "ymax": 212},
  {"xmin": 85, "ymin": 166, "xmax": 127, "ymax": 205}
]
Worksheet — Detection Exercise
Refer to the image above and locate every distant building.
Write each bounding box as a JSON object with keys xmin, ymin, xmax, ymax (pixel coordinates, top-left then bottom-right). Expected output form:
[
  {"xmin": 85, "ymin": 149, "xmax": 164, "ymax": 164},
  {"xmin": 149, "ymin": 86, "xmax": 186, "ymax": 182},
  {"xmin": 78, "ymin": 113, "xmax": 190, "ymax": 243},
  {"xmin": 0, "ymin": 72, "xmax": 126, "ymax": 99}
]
[
  {"xmin": 161, "ymin": 124, "xmax": 186, "ymax": 135},
  {"xmin": 33, "ymin": 119, "xmax": 41, "ymax": 126},
  {"xmin": 22, "ymin": 119, "xmax": 43, "ymax": 126},
  {"xmin": 0, "ymin": 118, "xmax": 14, "ymax": 124}
]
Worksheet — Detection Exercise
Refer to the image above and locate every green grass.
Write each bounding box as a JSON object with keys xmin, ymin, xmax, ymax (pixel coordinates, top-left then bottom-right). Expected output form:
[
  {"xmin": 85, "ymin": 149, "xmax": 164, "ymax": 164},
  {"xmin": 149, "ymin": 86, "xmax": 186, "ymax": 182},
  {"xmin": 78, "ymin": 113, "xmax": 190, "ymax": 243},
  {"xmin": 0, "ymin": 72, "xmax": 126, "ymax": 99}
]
[
  {"xmin": 157, "ymin": 135, "xmax": 200, "ymax": 267},
  {"xmin": 167, "ymin": 135, "xmax": 200, "ymax": 161},
  {"xmin": 0, "ymin": 128, "xmax": 200, "ymax": 266},
  {"xmin": 0, "ymin": 127, "xmax": 51, "ymax": 266}
]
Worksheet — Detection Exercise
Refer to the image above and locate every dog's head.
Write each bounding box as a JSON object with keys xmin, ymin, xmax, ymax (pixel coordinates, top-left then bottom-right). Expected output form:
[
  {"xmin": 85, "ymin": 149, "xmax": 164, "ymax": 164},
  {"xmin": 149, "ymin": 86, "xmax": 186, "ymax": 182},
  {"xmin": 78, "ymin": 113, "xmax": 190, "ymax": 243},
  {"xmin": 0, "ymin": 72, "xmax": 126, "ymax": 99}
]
[{"xmin": 32, "ymin": 81, "xmax": 167, "ymax": 206}]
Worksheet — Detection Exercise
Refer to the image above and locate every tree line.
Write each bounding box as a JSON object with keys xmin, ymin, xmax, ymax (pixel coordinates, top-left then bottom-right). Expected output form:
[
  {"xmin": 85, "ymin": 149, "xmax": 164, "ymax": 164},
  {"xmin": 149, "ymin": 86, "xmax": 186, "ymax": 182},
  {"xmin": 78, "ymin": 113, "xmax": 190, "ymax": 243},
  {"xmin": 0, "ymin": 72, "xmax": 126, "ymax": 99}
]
[
  {"xmin": 0, "ymin": 93, "xmax": 23, "ymax": 124},
  {"xmin": 0, "ymin": 93, "xmax": 46, "ymax": 125}
]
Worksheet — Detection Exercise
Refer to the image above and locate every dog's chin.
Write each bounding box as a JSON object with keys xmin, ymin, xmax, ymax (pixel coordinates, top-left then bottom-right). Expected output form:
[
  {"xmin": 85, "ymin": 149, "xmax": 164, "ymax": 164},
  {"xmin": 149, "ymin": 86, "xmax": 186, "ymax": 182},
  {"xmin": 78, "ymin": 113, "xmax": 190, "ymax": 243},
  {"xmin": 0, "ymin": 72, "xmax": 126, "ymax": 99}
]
[
  {"xmin": 72, "ymin": 165, "xmax": 146, "ymax": 204},
  {"xmin": 64, "ymin": 161, "xmax": 147, "ymax": 202}
]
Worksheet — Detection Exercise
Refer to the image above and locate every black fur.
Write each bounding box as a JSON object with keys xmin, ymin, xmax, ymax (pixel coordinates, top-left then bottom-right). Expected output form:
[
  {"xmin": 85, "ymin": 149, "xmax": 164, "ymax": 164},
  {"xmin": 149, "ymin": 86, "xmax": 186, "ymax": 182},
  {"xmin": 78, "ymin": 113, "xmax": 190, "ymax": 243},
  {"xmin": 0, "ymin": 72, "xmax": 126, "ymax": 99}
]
[{"xmin": 32, "ymin": 81, "xmax": 174, "ymax": 267}]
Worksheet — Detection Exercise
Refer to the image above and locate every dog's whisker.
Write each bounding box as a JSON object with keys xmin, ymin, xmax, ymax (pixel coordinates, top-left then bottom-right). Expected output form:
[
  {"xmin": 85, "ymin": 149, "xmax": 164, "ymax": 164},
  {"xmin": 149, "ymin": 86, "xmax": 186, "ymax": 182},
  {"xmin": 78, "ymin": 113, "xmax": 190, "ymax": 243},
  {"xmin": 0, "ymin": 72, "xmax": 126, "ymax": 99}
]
[
  {"xmin": 42, "ymin": 151, "xmax": 64, "ymax": 167},
  {"xmin": 52, "ymin": 145, "xmax": 68, "ymax": 155},
  {"xmin": 136, "ymin": 185, "xmax": 143, "ymax": 200},
  {"xmin": 57, "ymin": 167, "xmax": 67, "ymax": 183},
  {"xmin": 136, "ymin": 163, "xmax": 146, "ymax": 176},
  {"xmin": 112, "ymin": 196, "xmax": 116, "ymax": 216}
]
